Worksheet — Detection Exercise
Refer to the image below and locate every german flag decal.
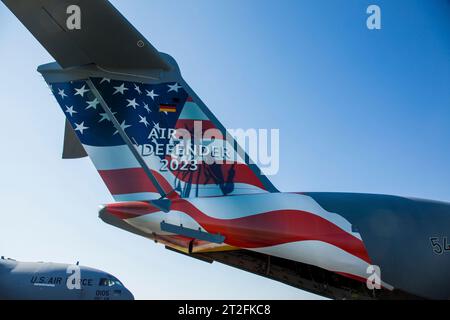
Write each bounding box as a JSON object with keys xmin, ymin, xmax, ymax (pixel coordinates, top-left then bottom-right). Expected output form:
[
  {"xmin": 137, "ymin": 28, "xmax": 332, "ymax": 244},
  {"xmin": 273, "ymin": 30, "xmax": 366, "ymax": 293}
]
[{"xmin": 159, "ymin": 104, "xmax": 177, "ymax": 113}]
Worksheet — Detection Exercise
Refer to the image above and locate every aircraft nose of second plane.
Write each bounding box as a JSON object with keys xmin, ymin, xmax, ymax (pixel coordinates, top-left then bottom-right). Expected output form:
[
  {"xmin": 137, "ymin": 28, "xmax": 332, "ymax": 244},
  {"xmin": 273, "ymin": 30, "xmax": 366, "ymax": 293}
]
[{"xmin": 120, "ymin": 288, "xmax": 134, "ymax": 300}]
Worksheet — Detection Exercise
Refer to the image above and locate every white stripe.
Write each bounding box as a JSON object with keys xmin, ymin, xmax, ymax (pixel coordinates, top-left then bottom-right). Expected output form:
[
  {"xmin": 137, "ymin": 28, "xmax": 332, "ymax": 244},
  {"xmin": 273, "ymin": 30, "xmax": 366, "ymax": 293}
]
[
  {"xmin": 126, "ymin": 211, "xmax": 182, "ymax": 236},
  {"xmin": 113, "ymin": 192, "xmax": 161, "ymax": 202},
  {"xmin": 126, "ymin": 210, "xmax": 207, "ymax": 234},
  {"xmin": 84, "ymin": 142, "xmax": 247, "ymax": 172},
  {"xmin": 84, "ymin": 144, "xmax": 266, "ymax": 197},
  {"xmin": 84, "ymin": 145, "xmax": 139, "ymax": 170},
  {"xmin": 189, "ymin": 193, "xmax": 361, "ymax": 239},
  {"xmin": 112, "ymin": 184, "xmax": 267, "ymax": 202},
  {"xmin": 33, "ymin": 283, "xmax": 56, "ymax": 288},
  {"xmin": 175, "ymin": 184, "xmax": 267, "ymax": 196}
]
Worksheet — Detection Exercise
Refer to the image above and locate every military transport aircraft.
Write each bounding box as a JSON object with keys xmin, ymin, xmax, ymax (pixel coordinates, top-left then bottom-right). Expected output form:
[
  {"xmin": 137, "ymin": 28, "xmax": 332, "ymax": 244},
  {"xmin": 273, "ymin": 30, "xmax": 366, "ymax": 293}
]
[
  {"xmin": 0, "ymin": 256, "xmax": 134, "ymax": 300},
  {"xmin": 2, "ymin": 0, "xmax": 449, "ymax": 300}
]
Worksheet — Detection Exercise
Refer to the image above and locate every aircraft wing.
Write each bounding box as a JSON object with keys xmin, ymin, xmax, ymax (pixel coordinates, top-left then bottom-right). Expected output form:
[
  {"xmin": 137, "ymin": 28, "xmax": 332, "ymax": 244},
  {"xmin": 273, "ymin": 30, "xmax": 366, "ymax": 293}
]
[{"xmin": 1, "ymin": 0, "xmax": 170, "ymax": 73}]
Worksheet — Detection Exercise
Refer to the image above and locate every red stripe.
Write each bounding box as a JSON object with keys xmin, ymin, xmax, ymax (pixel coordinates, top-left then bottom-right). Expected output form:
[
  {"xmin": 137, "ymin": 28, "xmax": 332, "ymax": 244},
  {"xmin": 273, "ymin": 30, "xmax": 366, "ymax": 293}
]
[
  {"xmin": 98, "ymin": 168, "xmax": 179, "ymax": 199},
  {"xmin": 168, "ymin": 161, "xmax": 266, "ymax": 190},
  {"xmin": 105, "ymin": 200, "xmax": 371, "ymax": 264},
  {"xmin": 171, "ymin": 200, "xmax": 371, "ymax": 263},
  {"xmin": 106, "ymin": 201, "xmax": 161, "ymax": 219},
  {"xmin": 98, "ymin": 164, "xmax": 266, "ymax": 196}
]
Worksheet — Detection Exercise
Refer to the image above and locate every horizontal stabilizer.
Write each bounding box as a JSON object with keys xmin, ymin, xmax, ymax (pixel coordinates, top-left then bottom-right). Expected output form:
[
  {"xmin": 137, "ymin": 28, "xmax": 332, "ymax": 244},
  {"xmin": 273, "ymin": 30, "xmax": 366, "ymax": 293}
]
[
  {"xmin": 1, "ymin": 0, "xmax": 170, "ymax": 73},
  {"xmin": 63, "ymin": 119, "xmax": 87, "ymax": 159}
]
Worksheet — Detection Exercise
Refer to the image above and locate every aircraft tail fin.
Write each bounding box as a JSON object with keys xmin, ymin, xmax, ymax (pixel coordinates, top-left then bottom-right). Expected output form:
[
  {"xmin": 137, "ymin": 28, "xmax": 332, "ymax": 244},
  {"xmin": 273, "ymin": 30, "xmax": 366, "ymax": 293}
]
[
  {"xmin": 41, "ymin": 68, "xmax": 277, "ymax": 201},
  {"xmin": 4, "ymin": 0, "xmax": 279, "ymax": 201}
]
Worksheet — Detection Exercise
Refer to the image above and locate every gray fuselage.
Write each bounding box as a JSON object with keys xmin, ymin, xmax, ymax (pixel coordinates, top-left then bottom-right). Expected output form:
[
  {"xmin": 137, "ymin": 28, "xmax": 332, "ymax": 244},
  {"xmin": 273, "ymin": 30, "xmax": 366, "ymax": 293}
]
[
  {"xmin": 0, "ymin": 258, "xmax": 134, "ymax": 300},
  {"xmin": 305, "ymin": 193, "xmax": 450, "ymax": 299}
]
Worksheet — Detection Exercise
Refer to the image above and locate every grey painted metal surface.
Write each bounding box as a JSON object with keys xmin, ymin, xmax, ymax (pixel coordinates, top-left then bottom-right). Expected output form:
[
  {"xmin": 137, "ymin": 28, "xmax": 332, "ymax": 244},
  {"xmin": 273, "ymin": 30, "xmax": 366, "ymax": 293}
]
[
  {"xmin": 1, "ymin": 0, "xmax": 170, "ymax": 73},
  {"xmin": 161, "ymin": 222, "xmax": 226, "ymax": 245},
  {"xmin": 305, "ymin": 193, "xmax": 450, "ymax": 299},
  {"xmin": 0, "ymin": 257, "xmax": 134, "ymax": 300},
  {"xmin": 63, "ymin": 119, "xmax": 87, "ymax": 159}
]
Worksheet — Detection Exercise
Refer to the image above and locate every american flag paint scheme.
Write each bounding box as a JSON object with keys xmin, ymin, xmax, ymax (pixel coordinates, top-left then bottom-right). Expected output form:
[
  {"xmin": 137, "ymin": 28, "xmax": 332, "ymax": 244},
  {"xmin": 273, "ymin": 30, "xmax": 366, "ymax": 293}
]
[
  {"xmin": 50, "ymin": 78, "xmax": 268, "ymax": 201},
  {"xmin": 4, "ymin": 0, "xmax": 450, "ymax": 300},
  {"xmin": 50, "ymin": 78, "xmax": 380, "ymax": 286}
]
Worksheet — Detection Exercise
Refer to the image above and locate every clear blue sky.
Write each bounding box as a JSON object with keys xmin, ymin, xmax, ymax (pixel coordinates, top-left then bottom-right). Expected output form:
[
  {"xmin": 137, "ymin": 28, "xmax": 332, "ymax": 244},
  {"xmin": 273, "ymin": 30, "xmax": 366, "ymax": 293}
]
[{"xmin": 0, "ymin": 0, "xmax": 449, "ymax": 299}]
